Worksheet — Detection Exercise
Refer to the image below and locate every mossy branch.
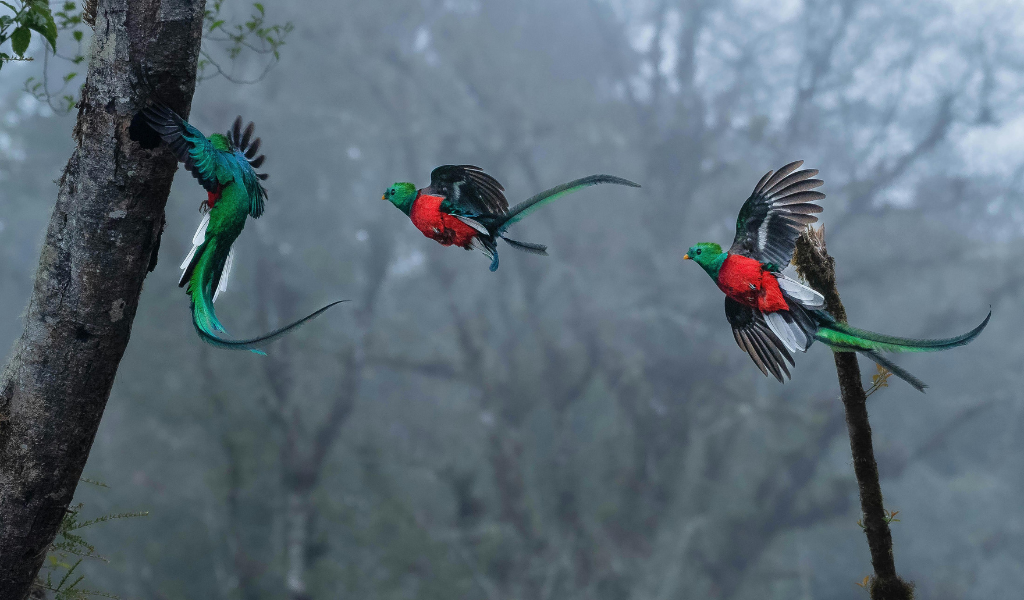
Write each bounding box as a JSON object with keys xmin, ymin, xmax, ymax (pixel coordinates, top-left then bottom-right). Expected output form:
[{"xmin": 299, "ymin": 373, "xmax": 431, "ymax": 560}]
[{"xmin": 793, "ymin": 226, "xmax": 915, "ymax": 600}]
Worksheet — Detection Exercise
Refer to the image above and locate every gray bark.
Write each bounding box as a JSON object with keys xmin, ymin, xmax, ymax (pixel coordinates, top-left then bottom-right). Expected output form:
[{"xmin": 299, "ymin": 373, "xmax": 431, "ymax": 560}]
[{"xmin": 0, "ymin": 1, "xmax": 206, "ymax": 597}]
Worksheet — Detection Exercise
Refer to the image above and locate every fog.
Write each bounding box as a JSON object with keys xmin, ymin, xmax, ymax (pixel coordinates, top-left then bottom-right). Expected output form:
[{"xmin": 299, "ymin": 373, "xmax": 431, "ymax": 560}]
[{"xmin": 3, "ymin": 0, "xmax": 1024, "ymax": 598}]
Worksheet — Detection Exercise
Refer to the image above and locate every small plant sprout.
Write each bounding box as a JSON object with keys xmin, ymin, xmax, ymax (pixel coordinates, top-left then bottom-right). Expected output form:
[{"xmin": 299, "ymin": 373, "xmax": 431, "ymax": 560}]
[
  {"xmin": 865, "ymin": 364, "xmax": 892, "ymax": 398},
  {"xmin": 36, "ymin": 478, "xmax": 148, "ymax": 600}
]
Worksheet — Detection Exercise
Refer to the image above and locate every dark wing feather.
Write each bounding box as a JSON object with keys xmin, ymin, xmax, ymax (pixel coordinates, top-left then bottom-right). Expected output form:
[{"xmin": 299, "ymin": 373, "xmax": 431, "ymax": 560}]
[
  {"xmin": 140, "ymin": 103, "xmax": 226, "ymax": 193},
  {"xmin": 245, "ymin": 137, "xmax": 262, "ymax": 159},
  {"xmin": 426, "ymin": 165, "xmax": 509, "ymax": 216},
  {"xmin": 725, "ymin": 297, "xmax": 794, "ymax": 383},
  {"xmin": 224, "ymin": 115, "xmax": 270, "ymax": 217},
  {"xmin": 729, "ymin": 160, "xmax": 825, "ymax": 266},
  {"xmin": 225, "ymin": 115, "xmax": 268, "ymax": 178}
]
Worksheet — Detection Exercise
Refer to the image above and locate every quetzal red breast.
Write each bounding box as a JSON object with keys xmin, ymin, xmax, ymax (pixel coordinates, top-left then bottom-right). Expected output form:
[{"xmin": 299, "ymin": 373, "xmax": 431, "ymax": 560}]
[
  {"xmin": 685, "ymin": 160, "xmax": 990, "ymax": 391},
  {"xmin": 383, "ymin": 165, "xmax": 640, "ymax": 271}
]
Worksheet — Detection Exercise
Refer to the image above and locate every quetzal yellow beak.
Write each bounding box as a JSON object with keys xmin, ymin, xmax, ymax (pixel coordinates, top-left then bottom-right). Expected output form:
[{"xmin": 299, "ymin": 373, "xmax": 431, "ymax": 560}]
[
  {"xmin": 382, "ymin": 194, "xmax": 387, "ymax": 200},
  {"xmin": 683, "ymin": 254, "xmax": 690, "ymax": 260}
]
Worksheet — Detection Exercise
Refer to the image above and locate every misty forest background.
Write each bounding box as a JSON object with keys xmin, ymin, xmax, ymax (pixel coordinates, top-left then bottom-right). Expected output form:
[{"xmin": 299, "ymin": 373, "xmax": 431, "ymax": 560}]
[{"xmin": 3, "ymin": 0, "xmax": 1024, "ymax": 598}]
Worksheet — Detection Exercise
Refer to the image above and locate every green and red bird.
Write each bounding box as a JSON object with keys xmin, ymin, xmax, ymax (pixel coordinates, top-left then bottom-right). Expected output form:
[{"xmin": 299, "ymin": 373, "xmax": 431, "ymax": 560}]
[
  {"xmin": 684, "ymin": 160, "xmax": 989, "ymax": 391},
  {"xmin": 141, "ymin": 104, "xmax": 343, "ymax": 353},
  {"xmin": 382, "ymin": 165, "xmax": 640, "ymax": 271}
]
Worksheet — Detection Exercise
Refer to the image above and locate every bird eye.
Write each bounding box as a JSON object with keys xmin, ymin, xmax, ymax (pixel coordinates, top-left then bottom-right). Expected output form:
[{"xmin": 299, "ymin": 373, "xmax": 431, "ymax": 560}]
[{"xmin": 695, "ymin": 249, "xmax": 702, "ymax": 255}]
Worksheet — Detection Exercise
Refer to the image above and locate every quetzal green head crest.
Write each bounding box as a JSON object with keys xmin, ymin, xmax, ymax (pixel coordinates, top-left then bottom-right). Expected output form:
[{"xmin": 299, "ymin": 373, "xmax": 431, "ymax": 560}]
[
  {"xmin": 684, "ymin": 242, "xmax": 724, "ymax": 275},
  {"xmin": 383, "ymin": 182, "xmax": 417, "ymax": 214}
]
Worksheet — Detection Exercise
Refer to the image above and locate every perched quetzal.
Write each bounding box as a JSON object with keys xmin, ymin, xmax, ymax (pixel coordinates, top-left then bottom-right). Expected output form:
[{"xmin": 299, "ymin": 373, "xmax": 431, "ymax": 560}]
[
  {"xmin": 382, "ymin": 165, "xmax": 640, "ymax": 271},
  {"xmin": 141, "ymin": 104, "xmax": 342, "ymax": 353},
  {"xmin": 684, "ymin": 160, "xmax": 990, "ymax": 391}
]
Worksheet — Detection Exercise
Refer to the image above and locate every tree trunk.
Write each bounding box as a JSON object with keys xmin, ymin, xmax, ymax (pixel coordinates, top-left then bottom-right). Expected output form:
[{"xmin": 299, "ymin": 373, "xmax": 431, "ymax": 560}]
[{"xmin": 0, "ymin": 1, "xmax": 205, "ymax": 597}]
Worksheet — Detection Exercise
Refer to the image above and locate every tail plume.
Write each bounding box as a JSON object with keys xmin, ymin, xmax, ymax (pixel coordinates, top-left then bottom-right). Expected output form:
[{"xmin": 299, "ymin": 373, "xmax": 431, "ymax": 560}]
[
  {"xmin": 813, "ymin": 310, "xmax": 991, "ymax": 392},
  {"xmin": 192, "ymin": 297, "xmax": 346, "ymax": 355},
  {"xmin": 495, "ymin": 174, "xmax": 641, "ymax": 235},
  {"xmin": 814, "ymin": 310, "xmax": 990, "ymax": 353},
  {"xmin": 861, "ymin": 350, "xmax": 928, "ymax": 392},
  {"xmin": 502, "ymin": 237, "xmax": 548, "ymax": 254}
]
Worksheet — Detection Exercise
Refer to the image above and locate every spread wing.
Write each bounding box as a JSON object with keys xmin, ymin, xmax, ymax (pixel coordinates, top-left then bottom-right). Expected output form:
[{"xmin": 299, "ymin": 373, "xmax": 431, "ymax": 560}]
[
  {"xmin": 725, "ymin": 297, "xmax": 794, "ymax": 383},
  {"xmin": 728, "ymin": 160, "xmax": 825, "ymax": 267},
  {"xmin": 140, "ymin": 103, "xmax": 232, "ymax": 194},
  {"xmin": 425, "ymin": 165, "xmax": 509, "ymax": 216}
]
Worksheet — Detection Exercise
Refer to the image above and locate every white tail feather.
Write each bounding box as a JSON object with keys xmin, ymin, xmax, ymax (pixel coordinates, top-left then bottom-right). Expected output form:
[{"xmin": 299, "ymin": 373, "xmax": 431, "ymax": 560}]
[
  {"xmin": 179, "ymin": 214, "xmax": 211, "ymax": 287},
  {"xmin": 180, "ymin": 214, "xmax": 210, "ymax": 270},
  {"xmin": 179, "ymin": 245, "xmax": 198, "ymax": 272},
  {"xmin": 214, "ymin": 248, "xmax": 234, "ymax": 303},
  {"xmin": 191, "ymin": 213, "xmax": 210, "ymax": 245}
]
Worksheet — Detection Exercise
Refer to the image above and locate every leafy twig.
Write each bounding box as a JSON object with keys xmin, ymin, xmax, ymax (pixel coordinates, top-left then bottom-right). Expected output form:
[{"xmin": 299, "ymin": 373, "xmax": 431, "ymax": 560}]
[
  {"xmin": 197, "ymin": 0, "xmax": 293, "ymax": 84},
  {"xmin": 0, "ymin": 0, "xmax": 57, "ymax": 71},
  {"xmin": 21, "ymin": 1, "xmax": 85, "ymax": 113},
  {"xmin": 20, "ymin": 0, "xmax": 292, "ymax": 114}
]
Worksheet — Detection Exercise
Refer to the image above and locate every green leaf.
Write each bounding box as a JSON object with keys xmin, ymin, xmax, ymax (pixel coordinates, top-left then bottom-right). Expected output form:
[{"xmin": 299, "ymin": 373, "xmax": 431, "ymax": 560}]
[
  {"xmin": 254, "ymin": 2, "xmax": 264, "ymax": 14},
  {"xmin": 72, "ymin": 29, "xmax": 82, "ymax": 41},
  {"xmin": 10, "ymin": 26, "xmax": 29, "ymax": 56},
  {"xmin": 27, "ymin": 1, "xmax": 58, "ymax": 51},
  {"xmin": 63, "ymin": 1, "xmax": 76, "ymax": 10}
]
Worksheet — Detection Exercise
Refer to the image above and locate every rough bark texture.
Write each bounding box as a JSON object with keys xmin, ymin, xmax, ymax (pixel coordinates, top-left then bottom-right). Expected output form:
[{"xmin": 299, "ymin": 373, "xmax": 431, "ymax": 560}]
[
  {"xmin": 793, "ymin": 227, "xmax": 914, "ymax": 600},
  {"xmin": 0, "ymin": 1, "xmax": 205, "ymax": 597}
]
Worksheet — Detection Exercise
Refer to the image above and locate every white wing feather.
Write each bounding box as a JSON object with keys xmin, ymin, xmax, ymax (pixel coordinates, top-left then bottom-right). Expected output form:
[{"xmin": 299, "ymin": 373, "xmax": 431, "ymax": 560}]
[
  {"xmin": 455, "ymin": 215, "xmax": 489, "ymax": 235},
  {"xmin": 776, "ymin": 273, "xmax": 825, "ymax": 309}
]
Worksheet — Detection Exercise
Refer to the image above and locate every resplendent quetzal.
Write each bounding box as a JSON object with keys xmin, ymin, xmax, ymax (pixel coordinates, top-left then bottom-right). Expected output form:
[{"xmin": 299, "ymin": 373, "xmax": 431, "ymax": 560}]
[
  {"xmin": 684, "ymin": 160, "xmax": 990, "ymax": 391},
  {"xmin": 382, "ymin": 165, "xmax": 640, "ymax": 271},
  {"xmin": 141, "ymin": 104, "xmax": 343, "ymax": 353}
]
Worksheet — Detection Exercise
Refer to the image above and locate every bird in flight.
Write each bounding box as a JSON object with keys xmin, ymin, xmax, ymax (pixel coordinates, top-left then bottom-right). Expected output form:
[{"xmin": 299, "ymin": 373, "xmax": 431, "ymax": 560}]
[
  {"xmin": 684, "ymin": 160, "xmax": 989, "ymax": 391},
  {"xmin": 141, "ymin": 104, "xmax": 343, "ymax": 353},
  {"xmin": 382, "ymin": 165, "xmax": 640, "ymax": 271}
]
